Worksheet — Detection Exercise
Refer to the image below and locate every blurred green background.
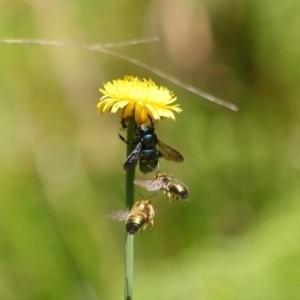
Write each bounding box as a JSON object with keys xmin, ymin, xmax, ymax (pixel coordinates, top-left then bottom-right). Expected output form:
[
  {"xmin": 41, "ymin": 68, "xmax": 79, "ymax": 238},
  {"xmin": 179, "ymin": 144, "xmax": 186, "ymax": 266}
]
[{"xmin": 1, "ymin": 0, "xmax": 300, "ymax": 299}]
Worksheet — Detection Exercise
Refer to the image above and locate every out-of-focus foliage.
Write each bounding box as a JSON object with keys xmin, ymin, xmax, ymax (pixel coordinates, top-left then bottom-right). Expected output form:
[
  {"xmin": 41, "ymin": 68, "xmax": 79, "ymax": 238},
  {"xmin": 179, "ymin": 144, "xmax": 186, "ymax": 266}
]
[{"xmin": 1, "ymin": 0, "xmax": 300, "ymax": 299}]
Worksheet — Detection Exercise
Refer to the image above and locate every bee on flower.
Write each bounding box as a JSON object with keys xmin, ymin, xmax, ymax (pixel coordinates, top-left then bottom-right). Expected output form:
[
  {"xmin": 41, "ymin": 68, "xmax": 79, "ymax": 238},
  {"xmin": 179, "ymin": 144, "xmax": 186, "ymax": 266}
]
[{"xmin": 97, "ymin": 76, "xmax": 184, "ymax": 173}]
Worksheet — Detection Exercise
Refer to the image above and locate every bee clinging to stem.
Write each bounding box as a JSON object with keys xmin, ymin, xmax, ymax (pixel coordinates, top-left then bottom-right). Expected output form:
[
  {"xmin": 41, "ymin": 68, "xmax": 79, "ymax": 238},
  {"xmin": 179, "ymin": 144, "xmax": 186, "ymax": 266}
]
[{"xmin": 118, "ymin": 117, "xmax": 183, "ymax": 174}]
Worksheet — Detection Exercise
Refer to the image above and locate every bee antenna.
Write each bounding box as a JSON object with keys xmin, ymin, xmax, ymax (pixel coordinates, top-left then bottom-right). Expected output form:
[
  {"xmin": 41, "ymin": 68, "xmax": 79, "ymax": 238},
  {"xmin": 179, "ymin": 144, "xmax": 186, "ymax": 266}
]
[
  {"xmin": 146, "ymin": 114, "xmax": 158, "ymax": 126},
  {"xmin": 138, "ymin": 192, "xmax": 157, "ymax": 200},
  {"xmin": 138, "ymin": 192, "xmax": 145, "ymax": 199},
  {"xmin": 147, "ymin": 193, "xmax": 157, "ymax": 200}
]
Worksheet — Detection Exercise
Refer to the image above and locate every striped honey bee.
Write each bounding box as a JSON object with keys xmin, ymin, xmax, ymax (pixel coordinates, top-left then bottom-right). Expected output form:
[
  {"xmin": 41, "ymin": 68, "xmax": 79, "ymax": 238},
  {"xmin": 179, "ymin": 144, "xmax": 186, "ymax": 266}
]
[
  {"xmin": 134, "ymin": 172, "xmax": 189, "ymax": 202},
  {"xmin": 107, "ymin": 199, "xmax": 155, "ymax": 234}
]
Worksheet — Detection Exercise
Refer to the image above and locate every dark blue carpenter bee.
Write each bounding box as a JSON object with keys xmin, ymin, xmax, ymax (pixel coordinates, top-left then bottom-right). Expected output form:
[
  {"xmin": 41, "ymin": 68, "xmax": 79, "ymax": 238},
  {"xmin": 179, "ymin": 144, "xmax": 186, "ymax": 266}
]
[{"xmin": 118, "ymin": 118, "xmax": 183, "ymax": 174}]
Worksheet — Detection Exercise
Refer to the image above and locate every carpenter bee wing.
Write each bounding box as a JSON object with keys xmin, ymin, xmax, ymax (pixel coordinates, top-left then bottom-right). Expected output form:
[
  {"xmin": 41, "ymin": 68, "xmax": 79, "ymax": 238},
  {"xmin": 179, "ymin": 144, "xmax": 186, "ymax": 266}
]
[
  {"xmin": 157, "ymin": 140, "xmax": 184, "ymax": 162},
  {"xmin": 123, "ymin": 142, "xmax": 142, "ymax": 171},
  {"xmin": 106, "ymin": 210, "xmax": 129, "ymax": 221},
  {"xmin": 134, "ymin": 178, "xmax": 164, "ymax": 191}
]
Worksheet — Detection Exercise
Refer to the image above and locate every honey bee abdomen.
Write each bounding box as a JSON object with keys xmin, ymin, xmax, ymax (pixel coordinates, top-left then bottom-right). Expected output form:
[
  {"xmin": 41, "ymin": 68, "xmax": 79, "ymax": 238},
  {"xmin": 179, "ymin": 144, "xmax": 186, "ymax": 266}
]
[
  {"xmin": 125, "ymin": 213, "xmax": 148, "ymax": 234},
  {"xmin": 169, "ymin": 184, "xmax": 189, "ymax": 200}
]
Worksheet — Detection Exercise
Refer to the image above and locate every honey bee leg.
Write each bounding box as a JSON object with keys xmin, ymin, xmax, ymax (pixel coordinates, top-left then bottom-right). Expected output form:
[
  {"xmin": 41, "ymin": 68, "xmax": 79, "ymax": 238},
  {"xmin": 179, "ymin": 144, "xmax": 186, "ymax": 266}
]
[
  {"xmin": 146, "ymin": 164, "xmax": 157, "ymax": 172},
  {"xmin": 148, "ymin": 205, "xmax": 154, "ymax": 230},
  {"xmin": 120, "ymin": 117, "xmax": 127, "ymax": 130},
  {"xmin": 118, "ymin": 133, "xmax": 137, "ymax": 145},
  {"xmin": 141, "ymin": 222, "xmax": 148, "ymax": 232},
  {"xmin": 148, "ymin": 218, "xmax": 154, "ymax": 231},
  {"xmin": 163, "ymin": 186, "xmax": 172, "ymax": 202},
  {"xmin": 156, "ymin": 162, "xmax": 161, "ymax": 173}
]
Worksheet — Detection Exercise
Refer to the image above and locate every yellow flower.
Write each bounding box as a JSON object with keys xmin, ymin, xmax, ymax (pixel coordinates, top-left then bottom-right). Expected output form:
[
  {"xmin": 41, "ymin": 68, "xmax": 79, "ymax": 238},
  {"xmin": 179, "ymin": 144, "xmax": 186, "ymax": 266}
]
[{"xmin": 97, "ymin": 76, "xmax": 182, "ymax": 125}]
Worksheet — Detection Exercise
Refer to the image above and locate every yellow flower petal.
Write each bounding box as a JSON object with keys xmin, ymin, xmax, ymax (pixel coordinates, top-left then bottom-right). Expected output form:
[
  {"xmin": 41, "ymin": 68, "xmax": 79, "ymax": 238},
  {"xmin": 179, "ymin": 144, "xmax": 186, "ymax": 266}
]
[
  {"xmin": 97, "ymin": 76, "xmax": 182, "ymax": 125},
  {"xmin": 122, "ymin": 101, "xmax": 135, "ymax": 118}
]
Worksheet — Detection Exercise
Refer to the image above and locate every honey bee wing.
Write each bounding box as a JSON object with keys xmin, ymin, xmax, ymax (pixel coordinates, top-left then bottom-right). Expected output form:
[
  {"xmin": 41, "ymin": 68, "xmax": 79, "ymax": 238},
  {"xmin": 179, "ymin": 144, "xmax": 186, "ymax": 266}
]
[
  {"xmin": 157, "ymin": 140, "xmax": 184, "ymax": 162},
  {"xmin": 106, "ymin": 210, "xmax": 129, "ymax": 221},
  {"xmin": 134, "ymin": 179, "xmax": 164, "ymax": 191},
  {"xmin": 123, "ymin": 142, "xmax": 142, "ymax": 171}
]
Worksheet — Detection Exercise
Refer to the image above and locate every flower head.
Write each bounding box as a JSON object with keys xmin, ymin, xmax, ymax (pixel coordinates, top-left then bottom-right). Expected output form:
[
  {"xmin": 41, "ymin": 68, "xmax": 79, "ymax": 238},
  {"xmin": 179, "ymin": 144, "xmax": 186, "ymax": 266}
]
[{"xmin": 97, "ymin": 76, "xmax": 182, "ymax": 125}]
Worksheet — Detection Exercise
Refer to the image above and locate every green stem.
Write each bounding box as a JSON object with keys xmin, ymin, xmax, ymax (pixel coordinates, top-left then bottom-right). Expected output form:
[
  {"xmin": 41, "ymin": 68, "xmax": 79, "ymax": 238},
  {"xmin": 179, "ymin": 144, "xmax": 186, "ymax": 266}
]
[{"xmin": 124, "ymin": 117, "xmax": 136, "ymax": 300}]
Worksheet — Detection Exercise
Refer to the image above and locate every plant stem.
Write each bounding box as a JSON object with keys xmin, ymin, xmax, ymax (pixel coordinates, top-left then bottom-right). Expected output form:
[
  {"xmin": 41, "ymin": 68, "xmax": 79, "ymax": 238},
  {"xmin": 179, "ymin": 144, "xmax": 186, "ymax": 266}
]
[{"xmin": 124, "ymin": 117, "xmax": 136, "ymax": 300}]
